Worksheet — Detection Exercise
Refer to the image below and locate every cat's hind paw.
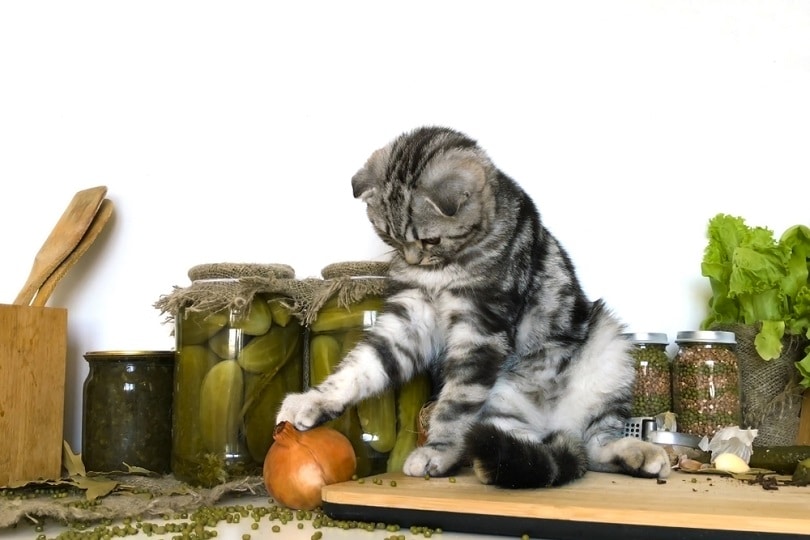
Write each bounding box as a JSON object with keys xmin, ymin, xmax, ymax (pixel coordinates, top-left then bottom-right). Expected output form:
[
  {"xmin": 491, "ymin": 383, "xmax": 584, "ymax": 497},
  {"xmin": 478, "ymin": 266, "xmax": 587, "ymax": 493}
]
[
  {"xmin": 599, "ymin": 437, "xmax": 672, "ymax": 479},
  {"xmin": 275, "ymin": 391, "xmax": 341, "ymax": 431},
  {"xmin": 402, "ymin": 446, "xmax": 459, "ymax": 477}
]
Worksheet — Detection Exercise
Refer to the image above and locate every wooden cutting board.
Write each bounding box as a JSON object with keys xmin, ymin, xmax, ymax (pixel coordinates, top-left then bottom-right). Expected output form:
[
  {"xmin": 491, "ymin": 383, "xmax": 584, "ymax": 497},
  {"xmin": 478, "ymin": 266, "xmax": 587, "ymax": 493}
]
[
  {"xmin": 0, "ymin": 304, "xmax": 68, "ymax": 486},
  {"xmin": 322, "ymin": 469, "xmax": 810, "ymax": 539}
]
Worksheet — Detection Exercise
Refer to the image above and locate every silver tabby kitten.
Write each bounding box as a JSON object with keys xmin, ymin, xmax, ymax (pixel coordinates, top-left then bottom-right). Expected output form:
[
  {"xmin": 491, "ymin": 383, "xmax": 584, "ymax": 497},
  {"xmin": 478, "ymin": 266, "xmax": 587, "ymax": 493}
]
[{"xmin": 277, "ymin": 126, "xmax": 670, "ymax": 488}]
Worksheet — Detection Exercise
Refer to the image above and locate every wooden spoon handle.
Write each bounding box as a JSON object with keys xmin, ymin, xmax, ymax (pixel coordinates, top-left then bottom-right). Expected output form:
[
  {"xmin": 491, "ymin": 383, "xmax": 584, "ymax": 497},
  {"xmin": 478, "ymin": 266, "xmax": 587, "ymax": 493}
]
[
  {"xmin": 13, "ymin": 185, "xmax": 107, "ymax": 306},
  {"xmin": 31, "ymin": 199, "xmax": 115, "ymax": 307}
]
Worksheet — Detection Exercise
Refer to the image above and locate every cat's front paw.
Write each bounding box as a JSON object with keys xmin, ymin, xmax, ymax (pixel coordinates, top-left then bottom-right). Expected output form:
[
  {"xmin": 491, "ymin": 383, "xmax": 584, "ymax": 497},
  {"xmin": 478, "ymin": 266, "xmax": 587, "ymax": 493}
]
[
  {"xmin": 402, "ymin": 446, "xmax": 458, "ymax": 477},
  {"xmin": 275, "ymin": 391, "xmax": 342, "ymax": 431}
]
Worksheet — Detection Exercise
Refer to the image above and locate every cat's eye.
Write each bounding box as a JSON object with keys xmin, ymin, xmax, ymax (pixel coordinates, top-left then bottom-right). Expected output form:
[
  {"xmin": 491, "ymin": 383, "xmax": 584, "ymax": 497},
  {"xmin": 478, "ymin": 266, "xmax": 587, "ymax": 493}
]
[{"xmin": 422, "ymin": 237, "xmax": 441, "ymax": 246}]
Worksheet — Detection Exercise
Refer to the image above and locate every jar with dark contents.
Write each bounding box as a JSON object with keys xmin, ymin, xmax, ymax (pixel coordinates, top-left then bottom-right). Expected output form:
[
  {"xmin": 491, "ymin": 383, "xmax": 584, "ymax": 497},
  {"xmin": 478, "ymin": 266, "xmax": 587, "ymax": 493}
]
[
  {"xmin": 308, "ymin": 262, "xmax": 432, "ymax": 478},
  {"xmin": 672, "ymin": 330, "xmax": 741, "ymax": 438},
  {"xmin": 82, "ymin": 351, "xmax": 175, "ymax": 473},
  {"xmin": 624, "ymin": 333, "xmax": 671, "ymax": 417},
  {"xmin": 166, "ymin": 263, "xmax": 306, "ymax": 487}
]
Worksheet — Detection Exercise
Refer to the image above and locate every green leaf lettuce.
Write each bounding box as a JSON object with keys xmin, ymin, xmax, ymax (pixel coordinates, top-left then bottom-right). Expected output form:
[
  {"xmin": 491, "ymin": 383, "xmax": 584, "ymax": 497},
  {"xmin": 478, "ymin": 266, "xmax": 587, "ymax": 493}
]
[{"xmin": 701, "ymin": 214, "xmax": 810, "ymax": 385}]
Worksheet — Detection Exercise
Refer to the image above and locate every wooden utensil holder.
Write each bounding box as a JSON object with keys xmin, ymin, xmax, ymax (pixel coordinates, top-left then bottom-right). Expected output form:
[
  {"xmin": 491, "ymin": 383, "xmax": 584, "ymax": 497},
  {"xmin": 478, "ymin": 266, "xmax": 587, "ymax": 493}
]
[{"xmin": 0, "ymin": 304, "xmax": 68, "ymax": 486}]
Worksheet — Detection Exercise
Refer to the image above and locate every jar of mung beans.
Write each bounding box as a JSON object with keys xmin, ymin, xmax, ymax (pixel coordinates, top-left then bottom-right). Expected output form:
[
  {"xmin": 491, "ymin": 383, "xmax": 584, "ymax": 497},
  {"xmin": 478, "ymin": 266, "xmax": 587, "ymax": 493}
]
[
  {"xmin": 672, "ymin": 330, "xmax": 741, "ymax": 438},
  {"xmin": 624, "ymin": 333, "xmax": 671, "ymax": 417}
]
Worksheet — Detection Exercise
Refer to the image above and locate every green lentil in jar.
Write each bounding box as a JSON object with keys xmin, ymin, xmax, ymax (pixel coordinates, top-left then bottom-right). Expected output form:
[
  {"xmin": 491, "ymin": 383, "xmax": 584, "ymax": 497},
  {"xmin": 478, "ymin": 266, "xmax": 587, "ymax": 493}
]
[
  {"xmin": 672, "ymin": 331, "xmax": 741, "ymax": 438},
  {"xmin": 623, "ymin": 333, "xmax": 671, "ymax": 417}
]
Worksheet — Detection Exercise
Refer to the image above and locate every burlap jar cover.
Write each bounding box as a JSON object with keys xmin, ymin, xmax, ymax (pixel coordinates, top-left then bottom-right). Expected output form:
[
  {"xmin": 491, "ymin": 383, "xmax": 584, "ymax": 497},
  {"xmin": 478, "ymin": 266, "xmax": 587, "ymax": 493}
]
[
  {"xmin": 154, "ymin": 263, "xmax": 315, "ymax": 325},
  {"xmin": 712, "ymin": 323, "xmax": 806, "ymax": 446},
  {"xmin": 304, "ymin": 261, "xmax": 391, "ymax": 326}
]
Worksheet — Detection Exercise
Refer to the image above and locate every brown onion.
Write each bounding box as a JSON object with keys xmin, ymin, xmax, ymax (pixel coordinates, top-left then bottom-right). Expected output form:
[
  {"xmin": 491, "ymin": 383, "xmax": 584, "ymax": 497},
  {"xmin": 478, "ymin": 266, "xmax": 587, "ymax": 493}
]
[{"xmin": 263, "ymin": 421, "xmax": 357, "ymax": 510}]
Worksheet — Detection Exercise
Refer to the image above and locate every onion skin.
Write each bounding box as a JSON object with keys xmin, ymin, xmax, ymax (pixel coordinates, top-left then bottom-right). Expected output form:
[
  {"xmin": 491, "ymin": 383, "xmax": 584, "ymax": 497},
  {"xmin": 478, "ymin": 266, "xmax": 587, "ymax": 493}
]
[{"xmin": 263, "ymin": 421, "xmax": 357, "ymax": 510}]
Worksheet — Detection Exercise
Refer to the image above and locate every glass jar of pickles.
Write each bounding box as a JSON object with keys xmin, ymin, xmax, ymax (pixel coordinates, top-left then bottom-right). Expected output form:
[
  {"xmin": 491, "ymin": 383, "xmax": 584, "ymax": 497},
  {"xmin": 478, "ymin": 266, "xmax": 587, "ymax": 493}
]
[
  {"xmin": 156, "ymin": 263, "xmax": 308, "ymax": 487},
  {"xmin": 672, "ymin": 330, "xmax": 741, "ymax": 438},
  {"xmin": 624, "ymin": 333, "xmax": 671, "ymax": 417},
  {"xmin": 82, "ymin": 350, "xmax": 175, "ymax": 474},
  {"xmin": 307, "ymin": 262, "xmax": 432, "ymax": 478}
]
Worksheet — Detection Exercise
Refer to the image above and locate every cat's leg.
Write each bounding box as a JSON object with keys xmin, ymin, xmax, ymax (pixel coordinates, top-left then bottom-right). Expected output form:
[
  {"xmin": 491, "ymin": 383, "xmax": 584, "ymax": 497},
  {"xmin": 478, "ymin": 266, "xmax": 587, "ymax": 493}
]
[
  {"xmin": 575, "ymin": 369, "xmax": 671, "ymax": 478},
  {"xmin": 277, "ymin": 291, "xmax": 437, "ymax": 430},
  {"xmin": 581, "ymin": 399, "xmax": 671, "ymax": 478},
  {"xmin": 464, "ymin": 374, "xmax": 590, "ymax": 488},
  {"xmin": 401, "ymin": 377, "xmax": 490, "ymax": 477},
  {"xmin": 586, "ymin": 434, "xmax": 672, "ymax": 478},
  {"xmin": 402, "ymin": 319, "xmax": 507, "ymax": 477},
  {"xmin": 572, "ymin": 307, "xmax": 671, "ymax": 479}
]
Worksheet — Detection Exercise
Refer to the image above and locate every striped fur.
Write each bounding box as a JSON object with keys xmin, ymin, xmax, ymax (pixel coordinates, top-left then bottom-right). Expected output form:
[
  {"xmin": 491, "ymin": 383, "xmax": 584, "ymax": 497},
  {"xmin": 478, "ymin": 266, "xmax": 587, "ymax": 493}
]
[{"xmin": 277, "ymin": 126, "xmax": 670, "ymax": 488}]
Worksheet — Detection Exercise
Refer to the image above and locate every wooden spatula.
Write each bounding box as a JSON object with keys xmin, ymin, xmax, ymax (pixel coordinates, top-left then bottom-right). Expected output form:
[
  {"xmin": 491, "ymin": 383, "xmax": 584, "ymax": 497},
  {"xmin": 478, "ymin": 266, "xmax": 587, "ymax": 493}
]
[
  {"xmin": 13, "ymin": 185, "xmax": 107, "ymax": 306},
  {"xmin": 31, "ymin": 199, "xmax": 115, "ymax": 307}
]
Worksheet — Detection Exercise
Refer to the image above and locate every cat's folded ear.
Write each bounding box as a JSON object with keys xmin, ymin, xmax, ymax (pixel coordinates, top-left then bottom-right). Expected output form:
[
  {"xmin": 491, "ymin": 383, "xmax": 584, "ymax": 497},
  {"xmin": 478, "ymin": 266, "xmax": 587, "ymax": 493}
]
[
  {"xmin": 420, "ymin": 152, "xmax": 487, "ymax": 217},
  {"xmin": 351, "ymin": 167, "xmax": 376, "ymax": 202},
  {"xmin": 352, "ymin": 146, "xmax": 391, "ymax": 202}
]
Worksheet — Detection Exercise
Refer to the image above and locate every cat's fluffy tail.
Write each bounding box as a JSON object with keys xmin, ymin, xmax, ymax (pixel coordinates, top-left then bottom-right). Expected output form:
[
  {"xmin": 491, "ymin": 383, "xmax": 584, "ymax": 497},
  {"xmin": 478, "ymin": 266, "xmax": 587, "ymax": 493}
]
[{"xmin": 466, "ymin": 425, "xmax": 588, "ymax": 488}]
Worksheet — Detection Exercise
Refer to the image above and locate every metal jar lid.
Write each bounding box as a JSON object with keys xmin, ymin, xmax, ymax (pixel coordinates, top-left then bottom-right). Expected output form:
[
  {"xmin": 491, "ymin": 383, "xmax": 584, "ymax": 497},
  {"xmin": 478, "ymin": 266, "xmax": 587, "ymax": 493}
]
[
  {"xmin": 84, "ymin": 350, "xmax": 175, "ymax": 362},
  {"xmin": 622, "ymin": 332, "xmax": 668, "ymax": 345},
  {"xmin": 675, "ymin": 330, "xmax": 736, "ymax": 345}
]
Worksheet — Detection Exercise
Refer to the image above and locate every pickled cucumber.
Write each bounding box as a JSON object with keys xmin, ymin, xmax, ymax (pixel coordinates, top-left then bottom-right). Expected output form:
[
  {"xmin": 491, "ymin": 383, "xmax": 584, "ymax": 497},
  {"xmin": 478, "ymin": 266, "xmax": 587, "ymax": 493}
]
[
  {"xmin": 357, "ymin": 389, "xmax": 397, "ymax": 453},
  {"xmin": 310, "ymin": 335, "xmax": 342, "ymax": 386},
  {"xmin": 238, "ymin": 323, "xmax": 301, "ymax": 374},
  {"xmin": 310, "ymin": 297, "xmax": 384, "ymax": 333},
  {"xmin": 243, "ymin": 370, "xmax": 286, "ymax": 463},
  {"xmin": 749, "ymin": 445, "xmax": 810, "ymax": 475},
  {"xmin": 199, "ymin": 360, "xmax": 244, "ymax": 454},
  {"xmin": 180, "ymin": 309, "xmax": 228, "ymax": 345},
  {"xmin": 387, "ymin": 374, "xmax": 432, "ymax": 473},
  {"xmin": 242, "ymin": 334, "xmax": 304, "ymax": 463},
  {"xmin": 233, "ymin": 296, "xmax": 273, "ymax": 336},
  {"xmin": 341, "ymin": 328, "xmax": 365, "ymax": 357},
  {"xmin": 173, "ymin": 346, "xmax": 218, "ymax": 460},
  {"xmin": 792, "ymin": 457, "xmax": 810, "ymax": 484},
  {"xmin": 208, "ymin": 327, "xmax": 240, "ymax": 360},
  {"xmin": 268, "ymin": 297, "xmax": 292, "ymax": 327}
]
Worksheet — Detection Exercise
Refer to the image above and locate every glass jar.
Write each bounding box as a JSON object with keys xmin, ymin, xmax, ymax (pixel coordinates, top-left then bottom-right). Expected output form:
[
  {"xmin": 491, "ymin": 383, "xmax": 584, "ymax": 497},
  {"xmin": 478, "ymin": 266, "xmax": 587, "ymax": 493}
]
[
  {"xmin": 308, "ymin": 262, "xmax": 431, "ymax": 478},
  {"xmin": 82, "ymin": 350, "xmax": 175, "ymax": 473},
  {"xmin": 672, "ymin": 330, "xmax": 741, "ymax": 438},
  {"xmin": 159, "ymin": 263, "xmax": 308, "ymax": 487},
  {"xmin": 624, "ymin": 333, "xmax": 671, "ymax": 417},
  {"xmin": 173, "ymin": 293, "xmax": 304, "ymax": 486}
]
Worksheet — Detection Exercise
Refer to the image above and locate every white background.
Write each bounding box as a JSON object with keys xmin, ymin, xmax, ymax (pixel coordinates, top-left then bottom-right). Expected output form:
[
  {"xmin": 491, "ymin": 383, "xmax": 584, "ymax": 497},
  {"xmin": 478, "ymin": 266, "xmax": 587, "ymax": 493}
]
[{"xmin": 1, "ymin": 1, "xmax": 809, "ymax": 452}]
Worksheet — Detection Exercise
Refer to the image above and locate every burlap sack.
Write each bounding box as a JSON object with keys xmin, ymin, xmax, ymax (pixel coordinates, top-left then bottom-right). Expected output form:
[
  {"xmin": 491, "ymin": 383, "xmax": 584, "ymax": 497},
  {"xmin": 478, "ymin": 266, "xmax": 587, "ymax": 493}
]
[{"xmin": 712, "ymin": 323, "xmax": 806, "ymax": 446}]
